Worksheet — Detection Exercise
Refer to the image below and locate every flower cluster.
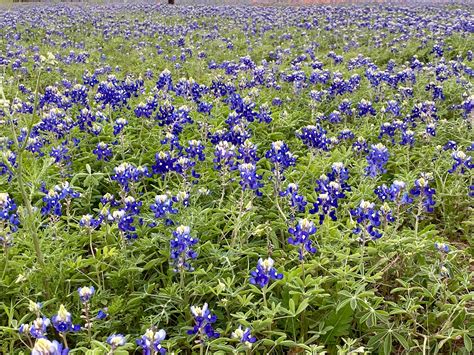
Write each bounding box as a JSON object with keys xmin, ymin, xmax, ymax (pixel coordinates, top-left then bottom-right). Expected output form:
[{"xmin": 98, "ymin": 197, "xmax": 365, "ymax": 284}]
[
  {"xmin": 249, "ymin": 257, "xmax": 283, "ymax": 288},
  {"xmin": 350, "ymin": 200, "xmax": 384, "ymax": 242},
  {"xmin": 188, "ymin": 303, "xmax": 220, "ymax": 339},
  {"xmin": 365, "ymin": 143, "xmax": 390, "ymax": 177},
  {"xmin": 410, "ymin": 174, "xmax": 436, "ymax": 213},
  {"xmin": 238, "ymin": 163, "xmax": 263, "ymax": 196},
  {"xmin": 136, "ymin": 327, "xmax": 167, "ymax": 355},
  {"xmin": 288, "ymin": 218, "xmax": 317, "ymax": 260},
  {"xmin": 170, "ymin": 225, "xmax": 199, "ymax": 272},
  {"xmin": 265, "ymin": 140, "xmax": 297, "ymax": 175}
]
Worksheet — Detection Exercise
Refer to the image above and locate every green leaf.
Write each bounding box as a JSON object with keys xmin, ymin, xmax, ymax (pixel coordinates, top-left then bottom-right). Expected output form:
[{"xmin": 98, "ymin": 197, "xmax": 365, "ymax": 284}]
[
  {"xmin": 464, "ymin": 334, "xmax": 472, "ymax": 352},
  {"xmin": 321, "ymin": 304, "xmax": 353, "ymax": 343},
  {"xmin": 383, "ymin": 333, "xmax": 392, "ymax": 355}
]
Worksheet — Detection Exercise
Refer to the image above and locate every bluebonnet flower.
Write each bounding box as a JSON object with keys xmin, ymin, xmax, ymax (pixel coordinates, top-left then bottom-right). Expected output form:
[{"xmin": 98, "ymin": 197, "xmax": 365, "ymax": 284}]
[
  {"xmin": 21, "ymin": 316, "xmax": 50, "ymax": 339},
  {"xmin": 232, "ymin": 326, "xmax": 256, "ymax": 348},
  {"xmin": 156, "ymin": 69, "xmax": 173, "ymax": 91},
  {"xmin": 186, "ymin": 140, "xmax": 205, "ymax": 161},
  {"xmin": 93, "ymin": 142, "xmax": 113, "ymax": 161},
  {"xmin": 378, "ymin": 122, "xmax": 396, "ymax": 142},
  {"xmin": 213, "ymin": 141, "xmax": 236, "ymax": 171},
  {"xmin": 328, "ymin": 111, "xmax": 342, "ymax": 124},
  {"xmin": 100, "ymin": 193, "xmax": 119, "ymax": 207},
  {"xmin": 41, "ymin": 183, "xmax": 80, "ymax": 216},
  {"xmin": 357, "ymin": 99, "xmax": 376, "ymax": 117},
  {"xmin": 124, "ymin": 196, "xmax": 142, "ymax": 215},
  {"xmin": 50, "ymin": 145, "xmax": 70, "ymax": 165},
  {"xmin": 352, "ymin": 137, "xmax": 368, "ymax": 153},
  {"xmin": 443, "ymin": 140, "xmax": 457, "ymax": 151},
  {"xmin": 338, "ymin": 129, "xmax": 354, "ymax": 141},
  {"xmin": 400, "ymin": 129, "xmax": 415, "ymax": 146},
  {"xmin": 51, "ymin": 305, "xmax": 80, "ymax": 333},
  {"xmin": 69, "ymin": 84, "xmax": 89, "ymax": 106},
  {"xmin": 152, "ymin": 151, "xmax": 176, "ymax": 176},
  {"xmin": 0, "ymin": 193, "xmax": 20, "ymax": 240},
  {"xmin": 135, "ymin": 96, "xmax": 158, "ymax": 119},
  {"xmin": 350, "ymin": 200, "xmax": 383, "ymax": 241},
  {"xmin": 435, "ymin": 242, "xmax": 450, "ymax": 253},
  {"xmin": 150, "ymin": 194, "xmax": 178, "ymax": 221},
  {"xmin": 374, "ymin": 180, "xmax": 411, "ymax": 204},
  {"xmin": 448, "ymin": 151, "xmax": 472, "ymax": 174},
  {"xmin": 107, "ymin": 334, "xmax": 126, "ymax": 350},
  {"xmin": 96, "ymin": 309, "xmax": 108, "ymax": 320},
  {"xmin": 32, "ymin": 338, "xmax": 68, "ymax": 355},
  {"xmin": 136, "ymin": 328, "xmax": 166, "ymax": 355},
  {"xmin": 385, "ymin": 100, "xmax": 401, "ymax": 117},
  {"xmin": 365, "ymin": 143, "xmax": 389, "ymax": 177},
  {"xmin": 170, "ymin": 225, "xmax": 198, "ymax": 272},
  {"xmin": 339, "ymin": 99, "xmax": 353, "ymax": 117},
  {"xmin": 249, "ymin": 257, "xmax": 283, "ymax": 288},
  {"xmin": 0, "ymin": 150, "xmax": 16, "ymax": 181},
  {"xmin": 288, "ymin": 218, "xmax": 317, "ymax": 260},
  {"xmin": 265, "ymin": 141, "xmax": 297, "ymax": 174},
  {"xmin": 410, "ymin": 174, "xmax": 436, "ymax": 213},
  {"xmin": 174, "ymin": 157, "xmax": 197, "ymax": 179},
  {"xmin": 78, "ymin": 286, "xmax": 95, "ymax": 303},
  {"xmin": 111, "ymin": 162, "xmax": 143, "ymax": 192},
  {"xmin": 237, "ymin": 139, "xmax": 259, "ymax": 164},
  {"xmin": 238, "ymin": 163, "xmax": 263, "ymax": 196},
  {"xmin": 279, "ymin": 183, "xmax": 307, "ymax": 214},
  {"xmin": 188, "ymin": 303, "xmax": 219, "ymax": 339},
  {"xmin": 113, "ymin": 209, "xmax": 138, "ymax": 240},
  {"xmin": 297, "ymin": 125, "xmax": 329, "ymax": 153},
  {"xmin": 113, "ymin": 118, "xmax": 128, "ymax": 136},
  {"xmin": 426, "ymin": 123, "xmax": 436, "ymax": 137}
]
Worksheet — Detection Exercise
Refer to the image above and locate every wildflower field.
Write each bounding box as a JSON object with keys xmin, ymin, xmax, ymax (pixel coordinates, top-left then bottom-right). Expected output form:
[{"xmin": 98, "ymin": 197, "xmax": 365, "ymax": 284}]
[{"xmin": 0, "ymin": 2, "xmax": 473, "ymax": 354}]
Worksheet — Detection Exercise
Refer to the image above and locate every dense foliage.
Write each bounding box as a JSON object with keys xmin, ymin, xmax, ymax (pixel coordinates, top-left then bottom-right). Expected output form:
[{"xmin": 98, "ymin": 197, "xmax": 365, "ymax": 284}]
[{"xmin": 0, "ymin": 2, "xmax": 473, "ymax": 354}]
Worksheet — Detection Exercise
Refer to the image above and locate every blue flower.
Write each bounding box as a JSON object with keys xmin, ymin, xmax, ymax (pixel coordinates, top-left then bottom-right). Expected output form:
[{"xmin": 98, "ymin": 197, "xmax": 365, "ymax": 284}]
[
  {"xmin": 170, "ymin": 225, "xmax": 199, "ymax": 272},
  {"xmin": 365, "ymin": 143, "xmax": 389, "ymax": 177},
  {"xmin": 265, "ymin": 141, "xmax": 296, "ymax": 174},
  {"xmin": 188, "ymin": 303, "xmax": 219, "ymax": 339},
  {"xmin": 448, "ymin": 150, "xmax": 472, "ymax": 174},
  {"xmin": 32, "ymin": 338, "xmax": 69, "ymax": 355},
  {"xmin": 107, "ymin": 334, "xmax": 126, "ymax": 350},
  {"xmin": 280, "ymin": 183, "xmax": 307, "ymax": 214},
  {"xmin": 434, "ymin": 242, "xmax": 450, "ymax": 253},
  {"xmin": 237, "ymin": 139, "xmax": 259, "ymax": 164},
  {"xmin": 78, "ymin": 286, "xmax": 95, "ymax": 303},
  {"xmin": 350, "ymin": 200, "xmax": 383, "ymax": 241},
  {"xmin": 80, "ymin": 214, "xmax": 102, "ymax": 229},
  {"xmin": 136, "ymin": 328, "xmax": 166, "ymax": 355},
  {"xmin": 410, "ymin": 174, "xmax": 436, "ymax": 213},
  {"xmin": 111, "ymin": 162, "xmax": 145, "ymax": 192},
  {"xmin": 0, "ymin": 193, "xmax": 20, "ymax": 239},
  {"xmin": 238, "ymin": 163, "xmax": 263, "ymax": 196},
  {"xmin": 96, "ymin": 309, "xmax": 108, "ymax": 320},
  {"xmin": 23, "ymin": 316, "xmax": 50, "ymax": 339},
  {"xmin": 352, "ymin": 137, "xmax": 368, "ymax": 153},
  {"xmin": 93, "ymin": 142, "xmax": 113, "ymax": 161},
  {"xmin": 288, "ymin": 218, "xmax": 317, "ymax": 260},
  {"xmin": 297, "ymin": 125, "xmax": 329, "ymax": 153},
  {"xmin": 113, "ymin": 118, "xmax": 128, "ymax": 136},
  {"xmin": 150, "ymin": 194, "xmax": 178, "ymax": 220},
  {"xmin": 357, "ymin": 99, "xmax": 376, "ymax": 117},
  {"xmin": 250, "ymin": 257, "xmax": 283, "ymax": 288},
  {"xmin": 213, "ymin": 141, "xmax": 236, "ymax": 171},
  {"xmin": 232, "ymin": 326, "xmax": 256, "ymax": 348},
  {"xmin": 186, "ymin": 140, "xmax": 206, "ymax": 161},
  {"xmin": 51, "ymin": 305, "xmax": 80, "ymax": 333}
]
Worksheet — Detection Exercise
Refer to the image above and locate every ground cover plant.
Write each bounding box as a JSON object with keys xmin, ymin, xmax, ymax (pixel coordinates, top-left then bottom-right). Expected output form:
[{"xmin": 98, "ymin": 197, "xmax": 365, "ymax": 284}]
[{"xmin": 0, "ymin": 2, "xmax": 473, "ymax": 354}]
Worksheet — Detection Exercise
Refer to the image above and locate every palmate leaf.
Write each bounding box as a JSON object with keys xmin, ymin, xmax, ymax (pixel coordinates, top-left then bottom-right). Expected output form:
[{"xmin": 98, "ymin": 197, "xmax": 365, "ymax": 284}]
[{"xmin": 321, "ymin": 304, "xmax": 354, "ymax": 344}]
